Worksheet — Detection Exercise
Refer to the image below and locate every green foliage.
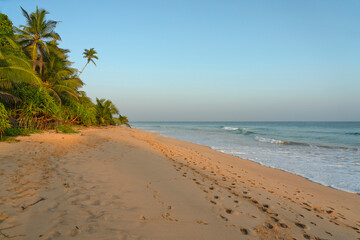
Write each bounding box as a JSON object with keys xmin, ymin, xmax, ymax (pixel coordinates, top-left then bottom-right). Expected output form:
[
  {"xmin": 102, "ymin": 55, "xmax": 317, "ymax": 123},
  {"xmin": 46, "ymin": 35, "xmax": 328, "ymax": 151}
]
[
  {"xmin": 95, "ymin": 98, "xmax": 119, "ymax": 126},
  {"xmin": 15, "ymin": 6, "xmax": 60, "ymax": 72},
  {"xmin": 4, "ymin": 127, "xmax": 42, "ymax": 136},
  {"xmin": 0, "ymin": 6, "xmax": 129, "ymax": 136},
  {"xmin": 0, "ymin": 103, "xmax": 11, "ymax": 140},
  {"xmin": 3, "ymin": 127, "xmax": 25, "ymax": 136},
  {"xmin": 83, "ymin": 48, "xmax": 98, "ymax": 65},
  {"xmin": 0, "ymin": 49, "xmax": 41, "ymax": 103},
  {"xmin": 63, "ymin": 99, "xmax": 96, "ymax": 126},
  {"xmin": 55, "ymin": 125, "xmax": 78, "ymax": 134},
  {"xmin": 0, "ymin": 50, "xmax": 42, "ymax": 85},
  {"xmin": 79, "ymin": 48, "xmax": 98, "ymax": 76},
  {"xmin": 118, "ymin": 115, "xmax": 130, "ymax": 127},
  {"xmin": 0, "ymin": 13, "xmax": 14, "ymax": 48},
  {"xmin": 41, "ymin": 40, "xmax": 83, "ymax": 103},
  {"xmin": 13, "ymin": 85, "xmax": 62, "ymax": 129}
]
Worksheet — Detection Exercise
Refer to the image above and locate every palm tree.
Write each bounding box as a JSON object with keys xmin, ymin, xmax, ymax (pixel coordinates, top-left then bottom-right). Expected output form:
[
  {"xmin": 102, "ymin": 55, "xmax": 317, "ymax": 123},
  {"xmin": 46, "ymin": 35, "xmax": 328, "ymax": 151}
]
[
  {"xmin": 95, "ymin": 98, "xmax": 119, "ymax": 126},
  {"xmin": 0, "ymin": 49, "xmax": 42, "ymax": 103},
  {"xmin": 79, "ymin": 48, "xmax": 98, "ymax": 76},
  {"xmin": 116, "ymin": 114, "xmax": 130, "ymax": 127},
  {"xmin": 15, "ymin": 6, "xmax": 60, "ymax": 73},
  {"xmin": 41, "ymin": 41, "xmax": 84, "ymax": 103}
]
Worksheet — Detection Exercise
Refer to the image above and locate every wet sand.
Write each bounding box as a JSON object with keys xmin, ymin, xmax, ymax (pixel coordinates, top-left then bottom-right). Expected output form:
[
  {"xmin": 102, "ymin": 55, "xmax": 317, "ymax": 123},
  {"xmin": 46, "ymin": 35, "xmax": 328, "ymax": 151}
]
[{"xmin": 0, "ymin": 127, "xmax": 359, "ymax": 239}]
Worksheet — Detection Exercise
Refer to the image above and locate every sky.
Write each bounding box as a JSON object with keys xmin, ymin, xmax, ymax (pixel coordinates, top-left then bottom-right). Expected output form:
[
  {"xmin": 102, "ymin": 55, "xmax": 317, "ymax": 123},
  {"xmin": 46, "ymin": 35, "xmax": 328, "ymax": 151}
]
[{"xmin": 1, "ymin": 0, "xmax": 360, "ymax": 121}]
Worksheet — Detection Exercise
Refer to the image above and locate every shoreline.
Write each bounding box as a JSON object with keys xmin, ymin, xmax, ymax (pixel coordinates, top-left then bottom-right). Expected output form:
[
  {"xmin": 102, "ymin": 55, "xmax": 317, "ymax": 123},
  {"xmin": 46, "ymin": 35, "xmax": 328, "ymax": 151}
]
[
  {"xmin": 133, "ymin": 126, "xmax": 360, "ymax": 195},
  {"xmin": 137, "ymin": 128, "xmax": 359, "ymax": 197},
  {"xmin": 208, "ymin": 146, "xmax": 359, "ymax": 195},
  {"xmin": 0, "ymin": 126, "xmax": 359, "ymax": 239}
]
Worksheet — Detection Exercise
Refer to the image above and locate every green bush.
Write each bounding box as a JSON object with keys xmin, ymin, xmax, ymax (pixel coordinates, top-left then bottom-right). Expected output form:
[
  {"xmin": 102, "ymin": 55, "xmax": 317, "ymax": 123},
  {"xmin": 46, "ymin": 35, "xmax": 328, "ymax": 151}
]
[
  {"xmin": 4, "ymin": 127, "xmax": 42, "ymax": 136},
  {"xmin": 0, "ymin": 103, "xmax": 11, "ymax": 140},
  {"xmin": 55, "ymin": 125, "xmax": 79, "ymax": 134},
  {"xmin": 62, "ymin": 99, "xmax": 96, "ymax": 126},
  {"xmin": 4, "ymin": 127, "xmax": 25, "ymax": 136},
  {"xmin": 13, "ymin": 85, "xmax": 62, "ymax": 129}
]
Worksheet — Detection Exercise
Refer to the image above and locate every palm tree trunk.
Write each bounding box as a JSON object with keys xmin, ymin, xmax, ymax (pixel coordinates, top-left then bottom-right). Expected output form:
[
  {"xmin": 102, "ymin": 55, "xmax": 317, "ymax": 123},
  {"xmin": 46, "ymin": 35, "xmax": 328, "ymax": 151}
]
[
  {"xmin": 32, "ymin": 43, "xmax": 38, "ymax": 71},
  {"xmin": 79, "ymin": 61, "xmax": 89, "ymax": 76},
  {"xmin": 39, "ymin": 54, "xmax": 43, "ymax": 75}
]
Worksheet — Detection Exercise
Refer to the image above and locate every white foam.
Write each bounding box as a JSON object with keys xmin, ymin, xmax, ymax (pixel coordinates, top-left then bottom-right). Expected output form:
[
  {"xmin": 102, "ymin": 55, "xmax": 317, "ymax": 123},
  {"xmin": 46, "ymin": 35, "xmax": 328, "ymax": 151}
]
[
  {"xmin": 254, "ymin": 136, "xmax": 285, "ymax": 144},
  {"xmin": 223, "ymin": 126, "xmax": 239, "ymax": 131}
]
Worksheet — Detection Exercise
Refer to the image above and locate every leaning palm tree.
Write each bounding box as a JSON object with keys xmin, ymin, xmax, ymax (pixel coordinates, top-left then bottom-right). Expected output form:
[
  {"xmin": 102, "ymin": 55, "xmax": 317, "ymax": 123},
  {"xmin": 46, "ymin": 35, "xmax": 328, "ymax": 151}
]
[
  {"xmin": 95, "ymin": 98, "xmax": 119, "ymax": 126},
  {"xmin": 15, "ymin": 6, "xmax": 60, "ymax": 73},
  {"xmin": 79, "ymin": 48, "xmax": 98, "ymax": 76}
]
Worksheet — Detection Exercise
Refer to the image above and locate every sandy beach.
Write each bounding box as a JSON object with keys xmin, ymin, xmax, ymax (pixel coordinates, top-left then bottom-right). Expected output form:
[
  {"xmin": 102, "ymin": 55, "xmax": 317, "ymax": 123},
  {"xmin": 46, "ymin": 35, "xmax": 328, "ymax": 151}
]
[{"xmin": 0, "ymin": 127, "xmax": 359, "ymax": 240}]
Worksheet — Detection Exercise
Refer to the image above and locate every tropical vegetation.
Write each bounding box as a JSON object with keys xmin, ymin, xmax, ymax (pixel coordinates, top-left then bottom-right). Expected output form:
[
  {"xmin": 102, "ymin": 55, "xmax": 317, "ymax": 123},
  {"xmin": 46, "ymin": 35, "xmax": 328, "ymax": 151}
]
[{"xmin": 0, "ymin": 7, "xmax": 129, "ymax": 140}]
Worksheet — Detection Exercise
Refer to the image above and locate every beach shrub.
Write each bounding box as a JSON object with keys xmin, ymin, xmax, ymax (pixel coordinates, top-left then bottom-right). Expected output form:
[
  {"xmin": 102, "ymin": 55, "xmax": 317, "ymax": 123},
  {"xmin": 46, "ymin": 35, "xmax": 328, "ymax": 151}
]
[
  {"xmin": 13, "ymin": 85, "xmax": 62, "ymax": 129},
  {"xmin": 62, "ymin": 99, "xmax": 96, "ymax": 126},
  {"xmin": 0, "ymin": 103, "xmax": 11, "ymax": 140},
  {"xmin": 4, "ymin": 127, "xmax": 42, "ymax": 136},
  {"xmin": 55, "ymin": 125, "xmax": 78, "ymax": 134},
  {"xmin": 4, "ymin": 127, "xmax": 24, "ymax": 136}
]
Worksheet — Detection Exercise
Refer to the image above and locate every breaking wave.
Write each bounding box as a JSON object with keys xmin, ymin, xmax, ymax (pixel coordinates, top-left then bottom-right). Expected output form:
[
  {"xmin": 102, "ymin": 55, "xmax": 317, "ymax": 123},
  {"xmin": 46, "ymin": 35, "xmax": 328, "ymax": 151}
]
[
  {"xmin": 222, "ymin": 126, "xmax": 254, "ymax": 135},
  {"xmin": 254, "ymin": 136, "xmax": 285, "ymax": 144}
]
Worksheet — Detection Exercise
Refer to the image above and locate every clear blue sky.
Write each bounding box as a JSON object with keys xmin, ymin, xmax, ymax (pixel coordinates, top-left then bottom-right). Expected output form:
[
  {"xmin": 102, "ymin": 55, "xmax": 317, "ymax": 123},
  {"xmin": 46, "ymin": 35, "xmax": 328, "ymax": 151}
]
[{"xmin": 1, "ymin": 0, "xmax": 360, "ymax": 121}]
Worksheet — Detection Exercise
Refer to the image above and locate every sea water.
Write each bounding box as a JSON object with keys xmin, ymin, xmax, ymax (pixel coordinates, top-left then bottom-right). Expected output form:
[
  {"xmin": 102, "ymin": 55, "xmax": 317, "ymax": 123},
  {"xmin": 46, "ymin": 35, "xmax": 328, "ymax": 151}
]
[{"xmin": 131, "ymin": 122, "xmax": 360, "ymax": 193}]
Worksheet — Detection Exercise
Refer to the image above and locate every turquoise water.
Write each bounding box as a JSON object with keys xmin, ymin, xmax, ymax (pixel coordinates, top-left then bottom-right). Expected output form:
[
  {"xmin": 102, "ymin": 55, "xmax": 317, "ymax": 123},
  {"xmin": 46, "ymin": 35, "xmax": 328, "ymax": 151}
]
[{"xmin": 131, "ymin": 122, "xmax": 360, "ymax": 193}]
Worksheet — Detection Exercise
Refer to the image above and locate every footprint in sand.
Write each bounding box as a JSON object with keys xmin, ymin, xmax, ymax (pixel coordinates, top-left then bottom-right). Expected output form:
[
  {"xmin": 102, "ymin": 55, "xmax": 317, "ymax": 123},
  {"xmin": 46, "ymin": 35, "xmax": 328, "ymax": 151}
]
[
  {"xmin": 225, "ymin": 209, "xmax": 233, "ymax": 214},
  {"xmin": 162, "ymin": 212, "xmax": 178, "ymax": 222},
  {"xmin": 295, "ymin": 222, "xmax": 307, "ymax": 229},
  {"xmin": 219, "ymin": 214, "xmax": 228, "ymax": 221},
  {"xmin": 278, "ymin": 222, "xmax": 288, "ymax": 228},
  {"xmin": 240, "ymin": 228, "xmax": 249, "ymax": 235},
  {"xmin": 195, "ymin": 220, "xmax": 208, "ymax": 225}
]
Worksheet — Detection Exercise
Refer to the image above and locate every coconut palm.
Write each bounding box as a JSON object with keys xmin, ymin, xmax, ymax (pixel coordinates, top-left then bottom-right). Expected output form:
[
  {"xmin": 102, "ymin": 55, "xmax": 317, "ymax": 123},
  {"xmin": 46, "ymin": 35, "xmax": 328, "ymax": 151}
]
[
  {"xmin": 0, "ymin": 50, "xmax": 42, "ymax": 103},
  {"xmin": 15, "ymin": 6, "xmax": 60, "ymax": 73},
  {"xmin": 79, "ymin": 48, "xmax": 98, "ymax": 76},
  {"xmin": 116, "ymin": 114, "xmax": 130, "ymax": 127},
  {"xmin": 41, "ymin": 42, "xmax": 83, "ymax": 103},
  {"xmin": 95, "ymin": 98, "xmax": 119, "ymax": 126}
]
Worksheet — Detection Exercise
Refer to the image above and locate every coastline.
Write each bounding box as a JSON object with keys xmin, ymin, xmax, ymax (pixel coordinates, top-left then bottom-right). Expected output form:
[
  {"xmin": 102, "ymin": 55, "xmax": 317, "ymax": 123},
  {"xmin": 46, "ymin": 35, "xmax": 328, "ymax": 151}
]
[
  {"xmin": 0, "ymin": 127, "xmax": 359, "ymax": 239},
  {"xmin": 132, "ymin": 122, "xmax": 360, "ymax": 194},
  {"xmin": 141, "ymin": 126, "xmax": 360, "ymax": 195},
  {"xmin": 210, "ymin": 146, "xmax": 359, "ymax": 195}
]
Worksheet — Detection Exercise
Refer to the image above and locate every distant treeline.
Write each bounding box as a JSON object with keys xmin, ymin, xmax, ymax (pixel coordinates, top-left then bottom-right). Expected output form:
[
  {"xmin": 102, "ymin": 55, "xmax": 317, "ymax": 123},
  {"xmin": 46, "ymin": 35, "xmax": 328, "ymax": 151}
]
[{"xmin": 0, "ymin": 7, "xmax": 129, "ymax": 140}]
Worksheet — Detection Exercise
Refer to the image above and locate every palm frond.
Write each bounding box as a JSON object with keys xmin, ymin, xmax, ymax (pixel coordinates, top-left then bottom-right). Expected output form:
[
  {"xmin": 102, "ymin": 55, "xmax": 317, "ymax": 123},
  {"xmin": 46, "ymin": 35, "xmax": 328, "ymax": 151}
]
[
  {"xmin": 0, "ymin": 66, "xmax": 41, "ymax": 85},
  {"xmin": 0, "ymin": 78, "xmax": 13, "ymax": 89},
  {"xmin": 52, "ymin": 85, "xmax": 79, "ymax": 101},
  {"xmin": 0, "ymin": 91, "xmax": 21, "ymax": 103},
  {"xmin": 20, "ymin": 7, "xmax": 31, "ymax": 25}
]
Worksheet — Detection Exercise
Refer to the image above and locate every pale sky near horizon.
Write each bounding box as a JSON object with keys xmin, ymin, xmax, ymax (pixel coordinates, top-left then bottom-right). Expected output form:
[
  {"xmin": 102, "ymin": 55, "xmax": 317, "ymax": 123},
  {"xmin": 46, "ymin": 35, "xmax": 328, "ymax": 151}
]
[{"xmin": 1, "ymin": 0, "xmax": 360, "ymax": 121}]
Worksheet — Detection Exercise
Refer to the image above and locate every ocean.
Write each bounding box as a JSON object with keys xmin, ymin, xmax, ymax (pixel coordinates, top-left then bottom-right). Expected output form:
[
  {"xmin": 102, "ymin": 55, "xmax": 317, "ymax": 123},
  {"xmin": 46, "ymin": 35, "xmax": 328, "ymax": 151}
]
[{"xmin": 131, "ymin": 122, "xmax": 360, "ymax": 194}]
